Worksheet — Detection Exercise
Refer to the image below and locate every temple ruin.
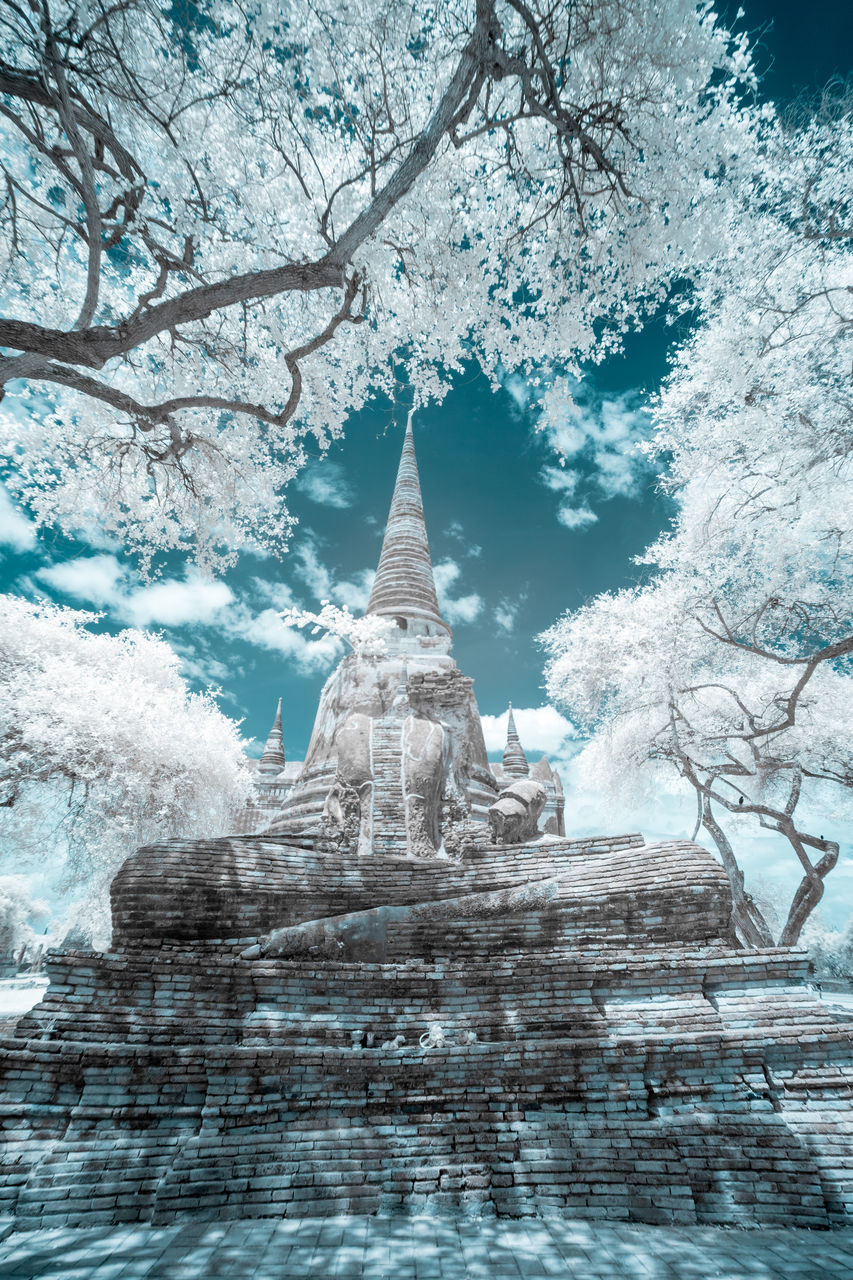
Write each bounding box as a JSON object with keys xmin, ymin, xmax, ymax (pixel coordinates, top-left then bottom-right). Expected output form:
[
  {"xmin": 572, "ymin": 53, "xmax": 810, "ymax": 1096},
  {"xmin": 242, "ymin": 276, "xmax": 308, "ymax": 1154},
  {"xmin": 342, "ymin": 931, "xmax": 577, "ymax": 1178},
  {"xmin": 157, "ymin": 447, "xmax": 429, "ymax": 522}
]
[
  {"xmin": 1, "ymin": 424, "xmax": 852, "ymax": 1230},
  {"xmin": 240, "ymin": 419, "xmax": 564, "ymax": 842}
]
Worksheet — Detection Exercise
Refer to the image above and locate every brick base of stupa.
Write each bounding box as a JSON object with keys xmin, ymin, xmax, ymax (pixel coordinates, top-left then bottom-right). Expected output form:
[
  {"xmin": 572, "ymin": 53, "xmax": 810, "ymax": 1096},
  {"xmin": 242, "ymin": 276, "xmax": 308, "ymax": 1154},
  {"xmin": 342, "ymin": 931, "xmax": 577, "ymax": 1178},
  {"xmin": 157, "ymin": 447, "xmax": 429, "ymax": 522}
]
[{"xmin": 2, "ymin": 833, "xmax": 852, "ymax": 1229}]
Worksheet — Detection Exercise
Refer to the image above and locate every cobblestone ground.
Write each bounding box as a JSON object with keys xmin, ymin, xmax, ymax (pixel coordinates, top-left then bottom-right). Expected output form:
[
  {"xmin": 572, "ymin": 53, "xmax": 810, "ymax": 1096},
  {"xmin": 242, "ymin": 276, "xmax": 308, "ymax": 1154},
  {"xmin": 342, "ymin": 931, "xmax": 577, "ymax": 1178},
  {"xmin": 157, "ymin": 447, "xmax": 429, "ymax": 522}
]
[{"xmin": 1, "ymin": 1217, "xmax": 852, "ymax": 1279}]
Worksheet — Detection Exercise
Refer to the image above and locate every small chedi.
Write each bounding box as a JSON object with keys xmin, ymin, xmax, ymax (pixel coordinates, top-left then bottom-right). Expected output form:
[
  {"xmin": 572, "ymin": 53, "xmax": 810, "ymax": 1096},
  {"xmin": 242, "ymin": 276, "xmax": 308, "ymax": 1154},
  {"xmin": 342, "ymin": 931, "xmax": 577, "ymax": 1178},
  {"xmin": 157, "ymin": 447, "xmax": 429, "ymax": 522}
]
[{"xmin": 2, "ymin": 425, "xmax": 852, "ymax": 1230}]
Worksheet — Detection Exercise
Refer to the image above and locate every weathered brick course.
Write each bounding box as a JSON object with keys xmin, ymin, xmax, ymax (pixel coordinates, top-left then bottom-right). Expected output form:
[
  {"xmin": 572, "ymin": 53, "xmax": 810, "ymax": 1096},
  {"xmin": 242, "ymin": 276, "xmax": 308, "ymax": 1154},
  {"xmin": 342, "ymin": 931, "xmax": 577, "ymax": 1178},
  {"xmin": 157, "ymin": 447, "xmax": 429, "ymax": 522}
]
[{"xmin": 2, "ymin": 835, "xmax": 852, "ymax": 1228}]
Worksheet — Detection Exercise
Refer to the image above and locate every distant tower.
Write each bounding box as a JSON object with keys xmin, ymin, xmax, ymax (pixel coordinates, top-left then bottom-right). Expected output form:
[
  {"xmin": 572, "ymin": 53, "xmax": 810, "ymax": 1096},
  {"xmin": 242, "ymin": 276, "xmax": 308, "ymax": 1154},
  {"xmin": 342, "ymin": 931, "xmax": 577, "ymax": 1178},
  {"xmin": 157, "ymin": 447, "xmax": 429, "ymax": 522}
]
[
  {"xmin": 267, "ymin": 415, "xmax": 497, "ymax": 844},
  {"xmin": 366, "ymin": 412, "xmax": 452, "ymax": 652},
  {"xmin": 502, "ymin": 704, "xmax": 529, "ymax": 778},
  {"xmin": 257, "ymin": 697, "xmax": 285, "ymax": 778}
]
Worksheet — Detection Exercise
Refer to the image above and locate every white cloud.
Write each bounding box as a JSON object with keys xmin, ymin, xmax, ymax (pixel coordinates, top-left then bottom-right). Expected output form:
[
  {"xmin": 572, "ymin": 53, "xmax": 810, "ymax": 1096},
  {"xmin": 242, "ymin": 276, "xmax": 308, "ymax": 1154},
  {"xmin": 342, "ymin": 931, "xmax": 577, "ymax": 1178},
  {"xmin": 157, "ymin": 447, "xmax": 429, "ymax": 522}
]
[
  {"xmin": 540, "ymin": 465, "xmax": 580, "ymax": 497},
  {"xmin": 295, "ymin": 541, "xmax": 333, "ymax": 599},
  {"xmin": 445, "ymin": 520, "xmax": 482, "ymax": 558},
  {"xmin": 515, "ymin": 374, "xmax": 653, "ymax": 524},
  {"xmin": 443, "ymin": 593, "xmax": 483, "ymax": 624},
  {"xmin": 433, "ymin": 558, "xmax": 484, "ymax": 625},
  {"xmin": 32, "ymin": 545, "xmax": 343, "ymax": 680},
  {"xmin": 36, "ymin": 554, "xmax": 232, "ymax": 626},
  {"xmin": 34, "ymin": 543, "xmax": 352, "ymax": 678},
  {"xmin": 550, "ymin": 388, "xmax": 651, "ymax": 498},
  {"xmin": 334, "ymin": 568, "xmax": 375, "ymax": 612},
  {"xmin": 494, "ymin": 597, "xmax": 520, "ymax": 633},
  {"xmin": 594, "ymin": 447, "xmax": 638, "ymax": 499},
  {"xmin": 433, "ymin": 559, "xmax": 461, "ymax": 595},
  {"xmin": 598, "ymin": 396, "xmax": 649, "ymax": 445},
  {"xmin": 481, "ymin": 705, "xmax": 576, "ymax": 756},
  {"xmin": 546, "ymin": 388, "xmax": 649, "ymax": 455},
  {"xmin": 122, "ymin": 576, "xmax": 233, "ymax": 627},
  {"xmin": 557, "ymin": 504, "xmax": 599, "ymax": 530},
  {"xmin": 293, "ymin": 538, "xmax": 374, "ymax": 611},
  {"xmin": 503, "ymin": 373, "xmax": 531, "ymax": 413},
  {"xmin": 224, "ymin": 605, "xmax": 342, "ymax": 674},
  {"xmin": 173, "ymin": 644, "xmax": 231, "ymax": 691},
  {"xmin": 296, "ymin": 460, "xmax": 354, "ymax": 508},
  {"xmin": 250, "ymin": 577, "xmax": 297, "ymax": 611},
  {"xmin": 0, "ymin": 485, "xmax": 36, "ymax": 552},
  {"xmin": 37, "ymin": 553, "xmax": 124, "ymax": 605}
]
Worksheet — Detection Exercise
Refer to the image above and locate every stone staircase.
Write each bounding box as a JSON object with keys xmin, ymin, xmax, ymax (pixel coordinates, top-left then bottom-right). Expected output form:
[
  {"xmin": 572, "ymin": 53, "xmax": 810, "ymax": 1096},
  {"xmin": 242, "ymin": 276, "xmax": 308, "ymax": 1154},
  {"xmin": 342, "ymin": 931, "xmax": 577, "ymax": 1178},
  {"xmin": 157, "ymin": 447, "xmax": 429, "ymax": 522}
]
[{"xmin": 370, "ymin": 715, "xmax": 409, "ymax": 858}]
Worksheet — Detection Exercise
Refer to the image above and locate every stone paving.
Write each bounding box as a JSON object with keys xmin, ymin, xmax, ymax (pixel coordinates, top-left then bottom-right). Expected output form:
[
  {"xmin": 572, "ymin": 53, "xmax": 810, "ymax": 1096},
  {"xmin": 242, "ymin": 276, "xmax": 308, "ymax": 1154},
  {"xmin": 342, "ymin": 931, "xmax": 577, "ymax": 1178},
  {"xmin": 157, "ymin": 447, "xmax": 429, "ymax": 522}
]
[{"xmin": 1, "ymin": 1216, "xmax": 852, "ymax": 1279}]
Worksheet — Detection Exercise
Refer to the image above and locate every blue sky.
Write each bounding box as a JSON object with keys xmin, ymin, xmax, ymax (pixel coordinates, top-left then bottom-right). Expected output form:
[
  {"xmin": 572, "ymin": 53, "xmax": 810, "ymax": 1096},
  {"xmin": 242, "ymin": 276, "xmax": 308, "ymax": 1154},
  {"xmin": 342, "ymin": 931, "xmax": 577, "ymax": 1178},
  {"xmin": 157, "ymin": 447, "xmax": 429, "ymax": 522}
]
[
  {"xmin": 0, "ymin": 340, "xmax": 673, "ymax": 758},
  {"xmin": 1, "ymin": 1, "xmax": 851, "ymax": 922}
]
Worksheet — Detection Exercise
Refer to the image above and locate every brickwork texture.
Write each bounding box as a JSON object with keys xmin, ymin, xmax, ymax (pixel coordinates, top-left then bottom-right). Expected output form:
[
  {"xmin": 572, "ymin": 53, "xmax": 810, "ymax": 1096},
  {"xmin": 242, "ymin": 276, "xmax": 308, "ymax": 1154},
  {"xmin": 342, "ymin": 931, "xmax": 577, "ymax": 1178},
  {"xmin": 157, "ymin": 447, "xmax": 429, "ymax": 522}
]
[{"xmin": 2, "ymin": 831, "xmax": 852, "ymax": 1230}]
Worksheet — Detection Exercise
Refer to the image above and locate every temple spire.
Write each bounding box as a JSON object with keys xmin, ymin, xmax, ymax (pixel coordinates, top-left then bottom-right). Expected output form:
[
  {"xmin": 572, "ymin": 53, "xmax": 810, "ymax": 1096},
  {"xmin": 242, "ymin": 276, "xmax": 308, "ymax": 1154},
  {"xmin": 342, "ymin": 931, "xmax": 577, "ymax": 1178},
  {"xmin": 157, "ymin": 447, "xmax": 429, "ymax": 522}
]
[
  {"xmin": 502, "ymin": 703, "xmax": 529, "ymax": 778},
  {"xmin": 258, "ymin": 697, "xmax": 285, "ymax": 773},
  {"xmin": 366, "ymin": 413, "xmax": 449, "ymax": 636}
]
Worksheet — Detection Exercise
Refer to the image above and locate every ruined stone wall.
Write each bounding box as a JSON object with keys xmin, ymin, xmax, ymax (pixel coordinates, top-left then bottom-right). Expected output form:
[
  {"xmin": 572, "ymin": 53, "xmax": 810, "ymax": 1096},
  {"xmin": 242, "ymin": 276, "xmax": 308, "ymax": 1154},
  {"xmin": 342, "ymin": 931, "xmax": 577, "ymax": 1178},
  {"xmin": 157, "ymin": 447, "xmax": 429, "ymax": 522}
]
[
  {"xmin": 3, "ymin": 834, "xmax": 853, "ymax": 1230},
  {"xmin": 109, "ymin": 832, "xmax": 647, "ymax": 947},
  {"xmin": 4, "ymin": 943, "xmax": 852, "ymax": 1228}
]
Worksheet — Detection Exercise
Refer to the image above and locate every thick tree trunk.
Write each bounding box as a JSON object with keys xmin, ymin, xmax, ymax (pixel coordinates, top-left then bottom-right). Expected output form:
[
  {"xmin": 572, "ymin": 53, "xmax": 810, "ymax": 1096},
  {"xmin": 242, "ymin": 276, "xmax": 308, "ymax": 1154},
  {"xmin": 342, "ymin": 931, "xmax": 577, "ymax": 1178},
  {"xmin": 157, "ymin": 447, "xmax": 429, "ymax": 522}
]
[
  {"xmin": 778, "ymin": 823, "xmax": 839, "ymax": 946},
  {"xmin": 700, "ymin": 794, "xmax": 775, "ymax": 948}
]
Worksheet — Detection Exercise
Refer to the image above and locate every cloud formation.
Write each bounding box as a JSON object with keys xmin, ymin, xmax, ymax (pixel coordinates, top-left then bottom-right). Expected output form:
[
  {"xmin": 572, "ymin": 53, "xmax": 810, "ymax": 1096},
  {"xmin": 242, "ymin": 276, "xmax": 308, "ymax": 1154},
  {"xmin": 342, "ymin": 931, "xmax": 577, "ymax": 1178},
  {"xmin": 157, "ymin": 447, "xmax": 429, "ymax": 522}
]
[
  {"xmin": 37, "ymin": 555, "xmax": 233, "ymax": 626},
  {"xmin": 445, "ymin": 520, "xmax": 482, "ymax": 558},
  {"xmin": 124, "ymin": 577, "xmax": 233, "ymax": 627},
  {"xmin": 294, "ymin": 538, "xmax": 375, "ymax": 612},
  {"xmin": 505, "ymin": 368, "xmax": 654, "ymax": 527},
  {"xmin": 480, "ymin": 704, "xmax": 575, "ymax": 756},
  {"xmin": 494, "ymin": 596, "xmax": 521, "ymax": 633},
  {"xmin": 0, "ymin": 485, "xmax": 36, "ymax": 552},
  {"xmin": 556, "ymin": 504, "xmax": 599, "ymax": 531},
  {"xmin": 433, "ymin": 558, "xmax": 484, "ymax": 625},
  {"xmin": 37, "ymin": 553, "xmax": 122, "ymax": 606},
  {"xmin": 222, "ymin": 604, "xmax": 342, "ymax": 673},
  {"xmin": 542, "ymin": 383, "xmax": 652, "ymax": 501},
  {"xmin": 539, "ymin": 465, "xmax": 580, "ymax": 497},
  {"xmin": 295, "ymin": 460, "xmax": 354, "ymax": 509},
  {"xmin": 172, "ymin": 642, "xmax": 232, "ymax": 692},
  {"xmin": 31, "ymin": 534, "xmax": 372, "ymax": 681}
]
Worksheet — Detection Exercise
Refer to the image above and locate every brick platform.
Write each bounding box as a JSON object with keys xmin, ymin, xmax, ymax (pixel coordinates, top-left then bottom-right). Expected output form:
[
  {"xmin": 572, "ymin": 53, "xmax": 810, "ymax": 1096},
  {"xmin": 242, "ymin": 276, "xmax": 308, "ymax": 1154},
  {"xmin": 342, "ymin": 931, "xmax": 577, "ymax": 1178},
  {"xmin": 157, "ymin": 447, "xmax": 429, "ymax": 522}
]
[
  {"xmin": 1, "ymin": 1216, "xmax": 852, "ymax": 1279},
  {"xmin": 2, "ymin": 833, "xmax": 852, "ymax": 1230}
]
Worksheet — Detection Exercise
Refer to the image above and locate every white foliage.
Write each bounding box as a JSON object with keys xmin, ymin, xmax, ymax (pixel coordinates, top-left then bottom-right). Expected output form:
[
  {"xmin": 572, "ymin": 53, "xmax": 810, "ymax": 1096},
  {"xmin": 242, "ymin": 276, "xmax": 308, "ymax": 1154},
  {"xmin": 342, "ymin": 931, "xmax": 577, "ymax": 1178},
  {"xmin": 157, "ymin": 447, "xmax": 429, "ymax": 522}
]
[
  {"xmin": 0, "ymin": 0, "xmax": 760, "ymax": 568},
  {"xmin": 542, "ymin": 90, "xmax": 853, "ymax": 944},
  {"xmin": 801, "ymin": 914, "xmax": 853, "ymax": 981},
  {"xmin": 280, "ymin": 601, "xmax": 397, "ymax": 656},
  {"xmin": 0, "ymin": 597, "xmax": 253, "ymax": 939},
  {"xmin": 0, "ymin": 876, "xmax": 48, "ymax": 957}
]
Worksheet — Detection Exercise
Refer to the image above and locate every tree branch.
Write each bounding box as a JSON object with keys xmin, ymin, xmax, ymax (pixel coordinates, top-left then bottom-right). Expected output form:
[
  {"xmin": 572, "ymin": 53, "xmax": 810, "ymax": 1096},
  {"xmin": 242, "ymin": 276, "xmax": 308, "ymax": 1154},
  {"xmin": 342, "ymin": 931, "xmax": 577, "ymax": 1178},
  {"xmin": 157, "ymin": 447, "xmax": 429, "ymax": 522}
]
[{"xmin": 1, "ymin": 272, "xmax": 365, "ymax": 441}]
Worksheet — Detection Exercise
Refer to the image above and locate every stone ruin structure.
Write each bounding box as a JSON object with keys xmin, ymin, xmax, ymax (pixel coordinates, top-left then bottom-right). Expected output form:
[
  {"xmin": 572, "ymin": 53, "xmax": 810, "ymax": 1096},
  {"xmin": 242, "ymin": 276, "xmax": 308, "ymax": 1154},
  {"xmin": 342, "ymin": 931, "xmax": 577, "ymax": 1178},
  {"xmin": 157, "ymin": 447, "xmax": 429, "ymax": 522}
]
[
  {"xmin": 240, "ymin": 423, "xmax": 564, "ymax": 842},
  {"xmin": 1, "ymin": 425, "xmax": 852, "ymax": 1231}
]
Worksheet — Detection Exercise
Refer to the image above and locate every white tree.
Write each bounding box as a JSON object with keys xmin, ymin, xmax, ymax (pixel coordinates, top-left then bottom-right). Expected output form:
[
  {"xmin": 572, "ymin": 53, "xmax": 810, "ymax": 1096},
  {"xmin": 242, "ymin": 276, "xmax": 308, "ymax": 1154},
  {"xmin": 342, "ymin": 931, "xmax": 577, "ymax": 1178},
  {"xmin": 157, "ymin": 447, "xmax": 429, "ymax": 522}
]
[
  {"xmin": 0, "ymin": 0, "xmax": 758, "ymax": 567},
  {"xmin": 543, "ymin": 87, "xmax": 853, "ymax": 947},
  {"xmin": 280, "ymin": 601, "xmax": 396, "ymax": 657},
  {"xmin": 0, "ymin": 875, "xmax": 49, "ymax": 960},
  {"xmin": 544, "ymin": 583, "xmax": 853, "ymax": 945},
  {"xmin": 0, "ymin": 596, "xmax": 253, "ymax": 942}
]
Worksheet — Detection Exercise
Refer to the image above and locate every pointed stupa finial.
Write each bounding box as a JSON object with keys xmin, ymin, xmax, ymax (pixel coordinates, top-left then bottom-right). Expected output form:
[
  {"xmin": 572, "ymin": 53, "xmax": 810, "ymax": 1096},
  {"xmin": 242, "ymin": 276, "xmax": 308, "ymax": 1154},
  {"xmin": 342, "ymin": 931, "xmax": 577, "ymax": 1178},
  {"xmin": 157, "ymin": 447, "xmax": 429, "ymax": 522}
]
[
  {"xmin": 502, "ymin": 701, "xmax": 529, "ymax": 778},
  {"xmin": 366, "ymin": 411, "xmax": 450, "ymax": 640},
  {"xmin": 258, "ymin": 697, "xmax": 286, "ymax": 773}
]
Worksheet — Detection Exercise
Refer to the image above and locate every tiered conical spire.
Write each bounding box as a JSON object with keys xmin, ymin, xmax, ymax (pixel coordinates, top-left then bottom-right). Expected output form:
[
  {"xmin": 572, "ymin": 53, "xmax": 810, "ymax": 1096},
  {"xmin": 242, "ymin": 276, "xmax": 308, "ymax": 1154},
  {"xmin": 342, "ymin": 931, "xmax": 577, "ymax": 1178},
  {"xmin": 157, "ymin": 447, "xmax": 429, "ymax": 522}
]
[
  {"xmin": 502, "ymin": 703, "xmax": 529, "ymax": 778},
  {"xmin": 258, "ymin": 697, "xmax": 285, "ymax": 772},
  {"xmin": 366, "ymin": 415, "xmax": 448, "ymax": 632}
]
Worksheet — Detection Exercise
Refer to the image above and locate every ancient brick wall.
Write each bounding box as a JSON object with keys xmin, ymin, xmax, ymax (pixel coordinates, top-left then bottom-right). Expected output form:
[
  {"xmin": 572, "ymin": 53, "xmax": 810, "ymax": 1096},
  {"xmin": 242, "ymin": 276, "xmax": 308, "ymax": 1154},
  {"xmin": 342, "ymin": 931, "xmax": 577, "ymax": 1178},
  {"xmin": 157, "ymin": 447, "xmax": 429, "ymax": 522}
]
[
  {"xmin": 109, "ymin": 832, "xmax": 646, "ymax": 947},
  {"xmin": 2, "ymin": 835, "xmax": 852, "ymax": 1229}
]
